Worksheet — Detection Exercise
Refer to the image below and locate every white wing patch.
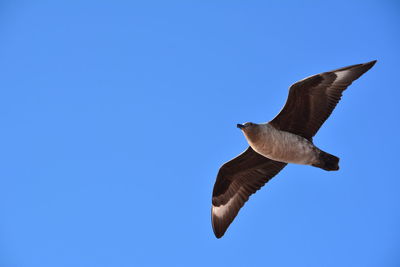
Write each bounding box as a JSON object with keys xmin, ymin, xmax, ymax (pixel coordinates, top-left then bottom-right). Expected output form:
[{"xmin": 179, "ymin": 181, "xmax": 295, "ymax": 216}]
[
  {"xmin": 212, "ymin": 195, "xmax": 238, "ymax": 218},
  {"xmin": 334, "ymin": 69, "xmax": 352, "ymax": 83}
]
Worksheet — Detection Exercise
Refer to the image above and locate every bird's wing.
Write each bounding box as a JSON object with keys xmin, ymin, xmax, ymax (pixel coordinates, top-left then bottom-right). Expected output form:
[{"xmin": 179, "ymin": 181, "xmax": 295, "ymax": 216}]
[
  {"xmin": 211, "ymin": 147, "xmax": 286, "ymax": 238},
  {"xmin": 269, "ymin": 60, "xmax": 376, "ymax": 140}
]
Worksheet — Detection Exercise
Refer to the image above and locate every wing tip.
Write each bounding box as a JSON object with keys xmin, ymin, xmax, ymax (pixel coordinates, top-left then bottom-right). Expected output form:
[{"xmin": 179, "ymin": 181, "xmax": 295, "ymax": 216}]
[
  {"xmin": 211, "ymin": 206, "xmax": 227, "ymax": 239},
  {"xmin": 364, "ymin": 59, "xmax": 377, "ymax": 68},
  {"xmin": 214, "ymin": 231, "xmax": 224, "ymax": 239},
  {"xmin": 356, "ymin": 59, "xmax": 377, "ymax": 76}
]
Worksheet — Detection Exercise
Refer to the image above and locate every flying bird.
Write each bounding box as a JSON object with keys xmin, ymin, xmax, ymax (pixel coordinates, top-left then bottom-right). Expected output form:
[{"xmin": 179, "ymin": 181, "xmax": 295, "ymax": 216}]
[{"xmin": 211, "ymin": 60, "xmax": 377, "ymax": 238}]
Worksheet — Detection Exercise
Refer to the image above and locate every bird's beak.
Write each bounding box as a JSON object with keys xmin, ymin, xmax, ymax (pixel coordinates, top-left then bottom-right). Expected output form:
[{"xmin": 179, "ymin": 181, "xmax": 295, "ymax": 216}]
[{"xmin": 237, "ymin": 124, "xmax": 245, "ymax": 129}]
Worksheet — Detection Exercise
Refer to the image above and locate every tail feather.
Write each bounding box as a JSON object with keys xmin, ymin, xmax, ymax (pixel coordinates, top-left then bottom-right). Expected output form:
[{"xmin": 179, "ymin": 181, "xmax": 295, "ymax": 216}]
[{"xmin": 314, "ymin": 151, "xmax": 339, "ymax": 171}]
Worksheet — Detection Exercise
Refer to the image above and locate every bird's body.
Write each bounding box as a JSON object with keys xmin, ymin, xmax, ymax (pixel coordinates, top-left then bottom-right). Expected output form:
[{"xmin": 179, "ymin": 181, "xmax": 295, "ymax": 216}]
[
  {"xmin": 243, "ymin": 123, "xmax": 319, "ymax": 166},
  {"xmin": 211, "ymin": 60, "xmax": 377, "ymax": 238},
  {"xmin": 241, "ymin": 122, "xmax": 339, "ymax": 171}
]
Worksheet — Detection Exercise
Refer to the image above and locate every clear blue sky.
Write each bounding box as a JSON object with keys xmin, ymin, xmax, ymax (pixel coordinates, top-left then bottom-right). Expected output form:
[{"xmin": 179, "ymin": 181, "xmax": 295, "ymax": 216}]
[{"xmin": 0, "ymin": 1, "xmax": 399, "ymax": 267}]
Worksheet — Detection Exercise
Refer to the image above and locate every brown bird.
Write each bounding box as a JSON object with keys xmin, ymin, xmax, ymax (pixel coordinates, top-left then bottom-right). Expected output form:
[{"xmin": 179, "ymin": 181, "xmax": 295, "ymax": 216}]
[{"xmin": 211, "ymin": 60, "xmax": 377, "ymax": 238}]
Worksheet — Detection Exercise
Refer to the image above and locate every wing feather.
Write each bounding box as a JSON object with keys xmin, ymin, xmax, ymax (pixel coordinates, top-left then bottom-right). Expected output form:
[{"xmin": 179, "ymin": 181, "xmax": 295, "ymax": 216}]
[
  {"xmin": 211, "ymin": 147, "xmax": 286, "ymax": 238},
  {"xmin": 269, "ymin": 60, "xmax": 376, "ymax": 139}
]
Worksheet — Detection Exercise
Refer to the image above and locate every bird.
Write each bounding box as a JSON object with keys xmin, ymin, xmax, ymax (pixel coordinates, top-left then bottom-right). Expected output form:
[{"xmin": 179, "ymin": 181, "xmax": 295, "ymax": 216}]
[{"xmin": 211, "ymin": 60, "xmax": 377, "ymax": 238}]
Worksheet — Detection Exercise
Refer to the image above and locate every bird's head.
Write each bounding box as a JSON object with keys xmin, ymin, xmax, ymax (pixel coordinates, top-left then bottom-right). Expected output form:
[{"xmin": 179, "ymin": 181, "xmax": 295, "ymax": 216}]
[
  {"xmin": 237, "ymin": 122, "xmax": 254, "ymax": 130},
  {"xmin": 237, "ymin": 122, "xmax": 262, "ymax": 142},
  {"xmin": 237, "ymin": 121, "xmax": 260, "ymax": 130}
]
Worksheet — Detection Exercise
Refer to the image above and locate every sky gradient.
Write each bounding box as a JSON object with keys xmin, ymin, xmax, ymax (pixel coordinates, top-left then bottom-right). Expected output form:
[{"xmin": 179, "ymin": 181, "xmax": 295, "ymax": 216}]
[{"xmin": 0, "ymin": 1, "xmax": 399, "ymax": 267}]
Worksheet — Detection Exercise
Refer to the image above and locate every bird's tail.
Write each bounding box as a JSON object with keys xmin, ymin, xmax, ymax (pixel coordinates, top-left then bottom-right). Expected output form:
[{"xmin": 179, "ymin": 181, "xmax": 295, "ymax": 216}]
[{"xmin": 313, "ymin": 151, "xmax": 339, "ymax": 171}]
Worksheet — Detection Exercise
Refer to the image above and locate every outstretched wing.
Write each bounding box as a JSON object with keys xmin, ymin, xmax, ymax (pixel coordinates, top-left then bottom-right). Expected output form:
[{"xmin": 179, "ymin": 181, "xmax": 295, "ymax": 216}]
[
  {"xmin": 270, "ymin": 60, "xmax": 376, "ymax": 140},
  {"xmin": 211, "ymin": 147, "xmax": 286, "ymax": 238}
]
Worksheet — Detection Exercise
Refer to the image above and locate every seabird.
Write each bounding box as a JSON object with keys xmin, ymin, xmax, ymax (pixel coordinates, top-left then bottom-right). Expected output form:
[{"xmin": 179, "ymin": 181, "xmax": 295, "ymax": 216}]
[{"xmin": 211, "ymin": 60, "xmax": 377, "ymax": 238}]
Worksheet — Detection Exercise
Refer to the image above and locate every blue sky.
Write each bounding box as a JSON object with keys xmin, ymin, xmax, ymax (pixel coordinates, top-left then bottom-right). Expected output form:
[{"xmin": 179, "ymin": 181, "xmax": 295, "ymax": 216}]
[{"xmin": 0, "ymin": 1, "xmax": 399, "ymax": 266}]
